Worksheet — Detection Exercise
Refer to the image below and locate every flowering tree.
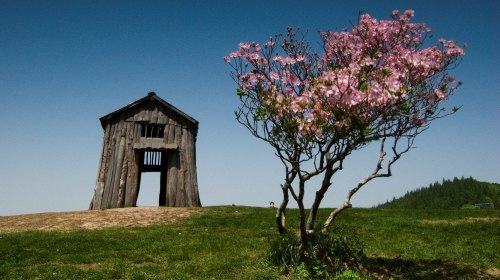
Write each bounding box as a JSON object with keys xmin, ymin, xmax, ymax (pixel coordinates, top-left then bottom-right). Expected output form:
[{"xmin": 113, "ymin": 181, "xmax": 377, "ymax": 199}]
[{"xmin": 225, "ymin": 10, "xmax": 464, "ymax": 254}]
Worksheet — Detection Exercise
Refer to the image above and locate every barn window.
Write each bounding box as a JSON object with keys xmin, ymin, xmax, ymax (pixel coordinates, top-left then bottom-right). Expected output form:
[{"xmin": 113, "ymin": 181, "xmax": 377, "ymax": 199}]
[
  {"xmin": 141, "ymin": 124, "xmax": 165, "ymax": 138},
  {"xmin": 143, "ymin": 150, "xmax": 162, "ymax": 166}
]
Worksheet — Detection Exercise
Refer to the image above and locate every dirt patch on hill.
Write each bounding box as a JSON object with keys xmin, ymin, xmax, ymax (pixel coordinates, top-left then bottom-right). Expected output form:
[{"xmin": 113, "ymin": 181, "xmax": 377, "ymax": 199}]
[
  {"xmin": 0, "ymin": 207, "xmax": 201, "ymax": 232},
  {"xmin": 419, "ymin": 216, "xmax": 499, "ymax": 225}
]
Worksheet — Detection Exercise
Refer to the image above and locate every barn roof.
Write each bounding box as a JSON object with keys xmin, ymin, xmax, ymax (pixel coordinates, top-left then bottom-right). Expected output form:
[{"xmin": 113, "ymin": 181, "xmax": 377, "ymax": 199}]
[{"xmin": 99, "ymin": 92, "xmax": 199, "ymax": 129}]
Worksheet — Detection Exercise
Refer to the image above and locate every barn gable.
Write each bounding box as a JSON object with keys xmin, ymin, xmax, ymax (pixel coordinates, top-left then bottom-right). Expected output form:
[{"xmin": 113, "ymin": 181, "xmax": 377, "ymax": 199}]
[
  {"xmin": 89, "ymin": 92, "xmax": 201, "ymax": 210},
  {"xmin": 99, "ymin": 91, "xmax": 198, "ymax": 128}
]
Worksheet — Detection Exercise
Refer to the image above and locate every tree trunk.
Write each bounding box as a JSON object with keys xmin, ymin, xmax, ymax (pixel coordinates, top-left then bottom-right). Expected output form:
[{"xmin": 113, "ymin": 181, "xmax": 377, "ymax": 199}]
[
  {"xmin": 276, "ymin": 169, "xmax": 297, "ymax": 234},
  {"xmin": 275, "ymin": 183, "xmax": 289, "ymax": 234},
  {"xmin": 297, "ymin": 198, "xmax": 309, "ymax": 260},
  {"xmin": 306, "ymin": 161, "xmax": 335, "ymax": 231}
]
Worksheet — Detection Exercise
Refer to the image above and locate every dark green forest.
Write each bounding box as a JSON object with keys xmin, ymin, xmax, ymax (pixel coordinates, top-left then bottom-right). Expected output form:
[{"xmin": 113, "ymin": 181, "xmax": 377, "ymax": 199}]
[{"xmin": 377, "ymin": 177, "xmax": 500, "ymax": 209}]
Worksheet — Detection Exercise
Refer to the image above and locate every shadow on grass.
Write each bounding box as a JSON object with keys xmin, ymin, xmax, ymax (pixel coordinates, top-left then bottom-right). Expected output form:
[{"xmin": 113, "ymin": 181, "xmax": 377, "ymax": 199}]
[{"xmin": 362, "ymin": 257, "xmax": 494, "ymax": 280}]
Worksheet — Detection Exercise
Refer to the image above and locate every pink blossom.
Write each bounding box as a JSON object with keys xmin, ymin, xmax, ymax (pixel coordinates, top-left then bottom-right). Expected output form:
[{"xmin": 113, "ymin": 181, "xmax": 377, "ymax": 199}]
[
  {"xmin": 446, "ymin": 45, "xmax": 465, "ymax": 56},
  {"xmin": 438, "ymin": 39, "xmax": 464, "ymax": 55},
  {"xmin": 253, "ymin": 43, "xmax": 262, "ymax": 52},
  {"xmin": 283, "ymin": 57, "xmax": 296, "ymax": 65},
  {"xmin": 276, "ymin": 94, "xmax": 285, "ymax": 103},
  {"xmin": 265, "ymin": 37, "xmax": 275, "ymax": 47},
  {"xmin": 229, "ymin": 51, "xmax": 241, "ymax": 58},
  {"xmin": 404, "ymin": 10, "xmax": 414, "ymax": 17},
  {"xmin": 315, "ymin": 129, "xmax": 323, "ymax": 137},
  {"xmin": 238, "ymin": 42, "xmax": 251, "ymax": 52},
  {"xmin": 242, "ymin": 83, "xmax": 252, "ymax": 90},
  {"xmin": 285, "ymin": 86, "xmax": 294, "ymax": 95},
  {"xmin": 269, "ymin": 72, "xmax": 280, "ymax": 80},
  {"xmin": 411, "ymin": 116, "xmax": 427, "ymax": 126},
  {"xmin": 240, "ymin": 74, "xmax": 250, "ymax": 82},
  {"xmin": 226, "ymin": 9, "xmax": 464, "ymax": 139},
  {"xmin": 248, "ymin": 73, "xmax": 259, "ymax": 83},
  {"xmin": 434, "ymin": 89, "xmax": 446, "ymax": 100},
  {"xmin": 248, "ymin": 52, "xmax": 260, "ymax": 60}
]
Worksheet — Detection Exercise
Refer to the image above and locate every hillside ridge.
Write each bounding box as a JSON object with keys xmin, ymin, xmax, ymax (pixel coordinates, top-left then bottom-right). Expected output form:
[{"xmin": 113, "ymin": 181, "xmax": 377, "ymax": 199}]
[{"xmin": 377, "ymin": 177, "xmax": 500, "ymax": 209}]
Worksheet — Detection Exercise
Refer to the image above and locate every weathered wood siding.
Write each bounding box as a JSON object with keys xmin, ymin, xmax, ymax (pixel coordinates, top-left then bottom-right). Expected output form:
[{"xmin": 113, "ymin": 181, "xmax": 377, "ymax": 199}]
[{"xmin": 90, "ymin": 96, "xmax": 200, "ymax": 210}]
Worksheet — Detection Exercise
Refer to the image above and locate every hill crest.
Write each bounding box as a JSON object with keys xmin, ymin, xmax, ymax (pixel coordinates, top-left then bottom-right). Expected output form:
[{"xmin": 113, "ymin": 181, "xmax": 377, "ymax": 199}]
[
  {"xmin": 377, "ymin": 177, "xmax": 500, "ymax": 209},
  {"xmin": 0, "ymin": 207, "xmax": 200, "ymax": 232}
]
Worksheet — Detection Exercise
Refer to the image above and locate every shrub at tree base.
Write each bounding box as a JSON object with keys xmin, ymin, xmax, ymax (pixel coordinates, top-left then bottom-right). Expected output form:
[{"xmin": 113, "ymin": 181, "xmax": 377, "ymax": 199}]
[
  {"xmin": 269, "ymin": 225, "xmax": 365, "ymax": 279},
  {"xmin": 268, "ymin": 230, "xmax": 301, "ymax": 269}
]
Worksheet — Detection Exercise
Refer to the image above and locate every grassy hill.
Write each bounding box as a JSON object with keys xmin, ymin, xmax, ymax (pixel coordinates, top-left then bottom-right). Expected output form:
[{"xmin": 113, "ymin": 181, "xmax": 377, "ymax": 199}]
[
  {"xmin": 0, "ymin": 206, "xmax": 499, "ymax": 279},
  {"xmin": 377, "ymin": 177, "xmax": 500, "ymax": 209}
]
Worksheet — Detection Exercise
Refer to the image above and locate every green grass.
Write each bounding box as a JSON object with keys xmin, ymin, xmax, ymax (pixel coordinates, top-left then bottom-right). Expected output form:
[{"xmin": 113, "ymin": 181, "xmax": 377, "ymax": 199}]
[
  {"xmin": 0, "ymin": 207, "xmax": 498, "ymax": 279},
  {"xmin": 330, "ymin": 209, "xmax": 499, "ymax": 279}
]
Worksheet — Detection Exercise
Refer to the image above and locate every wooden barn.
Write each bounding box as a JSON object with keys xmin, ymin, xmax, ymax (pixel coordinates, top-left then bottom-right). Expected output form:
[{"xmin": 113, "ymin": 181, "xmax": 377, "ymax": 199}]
[{"xmin": 89, "ymin": 92, "xmax": 201, "ymax": 210}]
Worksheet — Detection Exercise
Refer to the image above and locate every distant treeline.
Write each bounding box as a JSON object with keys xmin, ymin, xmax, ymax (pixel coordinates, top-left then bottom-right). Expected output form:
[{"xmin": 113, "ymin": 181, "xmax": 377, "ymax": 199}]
[{"xmin": 377, "ymin": 177, "xmax": 500, "ymax": 209}]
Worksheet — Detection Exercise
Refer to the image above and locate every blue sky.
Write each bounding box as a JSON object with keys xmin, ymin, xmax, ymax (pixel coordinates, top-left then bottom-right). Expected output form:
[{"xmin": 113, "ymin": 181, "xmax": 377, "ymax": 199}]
[{"xmin": 1, "ymin": 0, "xmax": 498, "ymax": 216}]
